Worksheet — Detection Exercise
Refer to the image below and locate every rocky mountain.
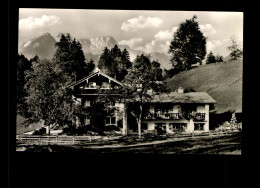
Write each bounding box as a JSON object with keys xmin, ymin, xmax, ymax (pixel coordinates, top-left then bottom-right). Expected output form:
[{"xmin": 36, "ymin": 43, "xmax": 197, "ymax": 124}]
[
  {"xmin": 19, "ymin": 33, "xmax": 172, "ymax": 70},
  {"xmin": 148, "ymin": 52, "xmax": 171, "ymax": 70},
  {"xmin": 19, "ymin": 32, "xmax": 57, "ymax": 60},
  {"xmin": 79, "ymin": 36, "xmax": 117, "ymax": 55}
]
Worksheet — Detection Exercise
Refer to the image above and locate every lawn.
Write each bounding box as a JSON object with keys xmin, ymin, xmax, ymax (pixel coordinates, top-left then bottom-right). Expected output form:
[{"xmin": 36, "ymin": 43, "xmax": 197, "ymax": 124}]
[{"xmin": 19, "ymin": 132, "xmax": 242, "ymax": 155}]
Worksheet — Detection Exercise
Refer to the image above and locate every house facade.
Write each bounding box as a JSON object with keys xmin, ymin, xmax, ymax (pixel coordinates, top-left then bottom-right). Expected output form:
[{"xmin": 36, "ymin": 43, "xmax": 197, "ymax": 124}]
[
  {"xmin": 134, "ymin": 88, "xmax": 216, "ymax": 135},
  {"xmin": 70, "ymin": 70, "xmax": 216, "ymax": 135}
]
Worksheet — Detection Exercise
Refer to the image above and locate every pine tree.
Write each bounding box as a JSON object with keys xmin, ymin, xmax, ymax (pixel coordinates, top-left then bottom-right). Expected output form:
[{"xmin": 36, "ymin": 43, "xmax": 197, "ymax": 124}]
[
  {"xmin": 98, "ymin": 47, "xmax": 112, "ymax": 74},
  {"xmin": 215, "ymin": 55, "xmax": 224, "ymax": 63},
  {"xmin": 53, "ymin": 33, "xmax": 88, "ymax": 81},
  {"xmin": 206, "ymin": 51, "xmax": 216, "ymax": 64},
  {"xmin": 98, "ymin": 45, "xmax": 132, "ymax": 81},
  {"xmin": 121, "ymin": 48, "xmax": 132, "ymax": 69},
  {"xmin": 85, "ymin": 59, "xmax": 95, "ymax": 75}
]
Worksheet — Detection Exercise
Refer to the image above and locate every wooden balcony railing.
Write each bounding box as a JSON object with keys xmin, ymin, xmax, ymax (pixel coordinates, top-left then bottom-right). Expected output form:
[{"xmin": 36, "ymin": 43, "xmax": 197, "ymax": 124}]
[
  {"xmin": 192, "ymin": 113, "xmax": 206, "ymax": 121},
  {"xmin": 143, "ymin": 112, "xmax": 180, "ymax": 120},
  {"xmin": 143, "ymin": 112, "xmax": 206, "ymax": 121}
]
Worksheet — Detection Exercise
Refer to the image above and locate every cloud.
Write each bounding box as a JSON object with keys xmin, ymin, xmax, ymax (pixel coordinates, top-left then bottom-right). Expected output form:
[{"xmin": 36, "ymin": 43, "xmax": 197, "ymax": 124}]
[
  {"xmin": 207, "ymin": 40, "xmax": 223, "ymax": 52},
  {"xmin": 121, "ymin": 15, "xmax": 162, "ymax": 32},
  {"xmin": 137, "ymin": 40, "xmax": 171, "ymax": 54},
  {"xmin": 199, "ymin": 24, "xmax": 216, "ymax": 36},
  {"xmin": 136, "ymin": 24, "xmax": 216, "ymax": 54},
  {"xmin": 154, "ymin": 27, "xmax": 177, "ymax": 41},
  {"xmin": 19, "ymin": 15, "xmax": 60, "ymax": 31},
  {"xmin": 118, "ymin": 38, "xmax": 143, "ymax": 49},
  {"xmin": 138, "ymin": 26, "xmax": 177, "ymax": 54}
]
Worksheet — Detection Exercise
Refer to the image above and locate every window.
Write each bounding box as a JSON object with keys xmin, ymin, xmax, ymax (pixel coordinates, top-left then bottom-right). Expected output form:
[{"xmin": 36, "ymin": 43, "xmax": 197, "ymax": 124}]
[
  {"xmin": 85, "ymin": 117, "xmax": 90, "ymax": 125},
  {"xmin": 89, "ymin": 82, "xmax": 96, "ymax": 88},
  {"xmin": 169, "ymin": 123, "xmax": 187, "ymax": 132},
  {"xmin": 155, "ymin": 123, "xmax": 166, "ymax": 134},
  {"xmin": 194, "ymin": 123, "xmax": 205, "ymax": 131},
  {"xmin": 155, "ymin": 104, "xmax": 173, "ymax": 114},
  {"xmin": 111, "ymin": 117, "xmax": 116, "ymax": 124},
  {"xmin": 105, "ymin": 116, "xmax": 116, "ymax": 125},
  {"xmin": 84, "ymin": 100, "xmax": 91, "ymax": 107},
  {"xmin": 75, "ymin": 97, "xmax": 81, "ymax": 105},
  {"xmin": 101, "ymin": 82, "xmax": 109, "ymax": 88}
]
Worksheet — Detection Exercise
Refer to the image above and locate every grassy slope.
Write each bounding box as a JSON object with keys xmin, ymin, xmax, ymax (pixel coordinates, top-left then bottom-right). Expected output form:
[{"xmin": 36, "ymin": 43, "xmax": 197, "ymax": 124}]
[{"xmin": 165, "ymin": 59, "xmax": 242, "ymax": 113}]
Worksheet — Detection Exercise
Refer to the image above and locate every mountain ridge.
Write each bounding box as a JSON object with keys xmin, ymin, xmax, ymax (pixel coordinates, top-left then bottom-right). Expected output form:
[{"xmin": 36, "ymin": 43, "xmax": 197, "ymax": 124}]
[{"xmin": 18, "ymin": 33, "xmax": 172, "ymax": 69}]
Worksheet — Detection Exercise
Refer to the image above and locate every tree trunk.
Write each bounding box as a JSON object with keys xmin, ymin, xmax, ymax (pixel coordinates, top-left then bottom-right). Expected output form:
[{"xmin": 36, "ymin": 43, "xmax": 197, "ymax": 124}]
[
  {"xmin": 47, "ymin": 125, "xmax": 51, "ymax": 135},
  {"xmin": 138, "ymin": 104, "xmax": 143, "ymax": 138},
  {"xmin": 137, "ymin": 119, "xmax": 141, "ymax": 138}
]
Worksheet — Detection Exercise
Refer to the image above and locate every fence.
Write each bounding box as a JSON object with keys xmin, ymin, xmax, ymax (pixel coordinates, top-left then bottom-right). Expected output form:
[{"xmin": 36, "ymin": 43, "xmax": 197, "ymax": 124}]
[
  {"xmin": 16, "ymin": 129, "xmax": 240, "ymax": 146},
  {"xmin": 16, "ymin": 135, "xmax": 116, "ymax": 145}
]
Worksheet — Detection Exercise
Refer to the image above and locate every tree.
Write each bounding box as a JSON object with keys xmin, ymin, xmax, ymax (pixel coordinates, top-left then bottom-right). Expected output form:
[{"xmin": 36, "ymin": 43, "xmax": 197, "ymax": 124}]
[
  {"xmin": 17, "ymin": 54, "xmax": 34, "ymax": 117},
  {"xmin": 98, "ymin": 47, "xmax": 113, "ymax": 76},
  {"xmin": 121, "ymin": 54, "xmax": 169, "ymax": 137},
  {"xmin": 118, "ymin": 48, "xmax": 132, "ymax": 81},
  {"xmin": 206, "ymin": 51, "xmax": 216, "ymax": 64},
  {"xmin": 121, "ymin": 48, "xmax": 132, "ymax": 69},
  {"xmin": 227, "ymin": 37, "xmax": 243, "ymax": 60},
  {"xmin": 151, "ymin": 60, "xmax": 163, "ymax": 81},
  {"xmin": 98, "ymin": 45, "xmax": 132, "ymax": 81},
  {"xmin": 24, "ymin": 59, "xmax": 77, "ymax": 135},
  {"xmin": 169, "ymin": 15, "xmax": 207, "ymax": 71},
  {"xmin": 53, "ymin": 33, "xmax": 90, "ymax": 81},
  {"xmin": 215, "ymin": 55, "xmax": 224, "ymax": 63},
  {"xmin": 85, "ymin": 59, "xmax": 95, "ymax": 75}
]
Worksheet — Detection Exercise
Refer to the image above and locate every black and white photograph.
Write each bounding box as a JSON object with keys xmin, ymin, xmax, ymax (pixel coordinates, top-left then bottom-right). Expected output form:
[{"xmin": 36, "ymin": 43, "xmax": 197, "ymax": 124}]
[{"xmin": 15, "ymin": 9, "xmax": 243, "ymax": 154}]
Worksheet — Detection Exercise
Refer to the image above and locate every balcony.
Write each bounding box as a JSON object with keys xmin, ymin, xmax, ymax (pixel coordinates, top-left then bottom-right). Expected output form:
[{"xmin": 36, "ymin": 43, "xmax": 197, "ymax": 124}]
[
  {"xmin": 192, "ymin": 113, "xmax": 205, "ymax": 121},
  {"xmin": 143, "ymin": 112, "xmax": 180, "ymax": 120},
  {"xmin": 143, "ymin": 112, "xmax": 206, "ymax": 121}
]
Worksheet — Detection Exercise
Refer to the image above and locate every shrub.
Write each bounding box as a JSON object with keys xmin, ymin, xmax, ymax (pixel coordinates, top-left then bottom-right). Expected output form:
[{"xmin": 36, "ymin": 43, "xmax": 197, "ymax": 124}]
[
  {"xmin": 103, "ymin": 125, "xmax": 120, "ymax": 132},
  {"xmin": 32, "ymin": 127, "xmax": 46, "ymax": 135}
]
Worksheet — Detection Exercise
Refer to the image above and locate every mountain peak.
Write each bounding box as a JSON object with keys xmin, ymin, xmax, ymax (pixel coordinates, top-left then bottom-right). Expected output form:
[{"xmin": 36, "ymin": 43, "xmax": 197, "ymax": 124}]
[
  {"xmin": 19, "ymin": 32, "xmax": 57, "ymax": 59},
  {"xmin": 43, "ymin": 32, "xmax": 51, "ymax": 36}
]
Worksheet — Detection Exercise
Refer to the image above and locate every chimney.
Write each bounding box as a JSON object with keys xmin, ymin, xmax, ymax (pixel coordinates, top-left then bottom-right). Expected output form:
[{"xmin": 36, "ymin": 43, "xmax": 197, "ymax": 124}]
[{"xmin": 177, "ymin": 87, "xmax": 184, "ymax": 93}]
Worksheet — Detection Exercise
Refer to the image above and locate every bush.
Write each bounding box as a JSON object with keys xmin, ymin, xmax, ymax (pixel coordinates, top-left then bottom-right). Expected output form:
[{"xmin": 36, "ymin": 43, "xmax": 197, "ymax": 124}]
[
  {"xmin": 62, "ymin": 124, "xmax": 105, "ymax": 136},
  {"xmin": 32, "ymin": 127, "xmax": 46, "ymax": 135},
  {"xmin": 62, "ymin": 126, "xmax": 76, "ymax": 135},
  {"xmin": 103, "ymin": 125, "xmax": 120, "ymax": 132}
]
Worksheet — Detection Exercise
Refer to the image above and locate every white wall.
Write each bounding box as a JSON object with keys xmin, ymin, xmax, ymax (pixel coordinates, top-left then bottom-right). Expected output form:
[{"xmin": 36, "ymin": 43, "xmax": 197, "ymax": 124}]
[
  {"xmin": 197, "ymin": 105, "xmax": 205, "ymax": 113},
  {"xmin": 149, "ymin": 105, "xmax": 155, "ymax": 113},
  {"xmin": 148, "ymin": 122, "xmax": 155, "ymax": 130},
  {"xmin": 204, "ymin": 104, "xmax": 209, "ymax": 131}
]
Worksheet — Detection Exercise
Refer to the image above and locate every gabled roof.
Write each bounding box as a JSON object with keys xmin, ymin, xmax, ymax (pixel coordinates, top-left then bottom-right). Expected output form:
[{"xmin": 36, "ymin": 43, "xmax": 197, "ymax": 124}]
[
  {"xmin": 68, "ymin": 71, "xmax": 124, "ymax": 88},
  {"xmin": 151, "ymin": 92, "xmax": 216, "ymax": 104}
]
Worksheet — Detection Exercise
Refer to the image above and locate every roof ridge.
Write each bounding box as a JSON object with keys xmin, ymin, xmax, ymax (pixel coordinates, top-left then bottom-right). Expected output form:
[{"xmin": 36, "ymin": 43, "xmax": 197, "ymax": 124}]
[{"xmin": 67, "ymin": 71, "xmax": 124, "ymax": 88}]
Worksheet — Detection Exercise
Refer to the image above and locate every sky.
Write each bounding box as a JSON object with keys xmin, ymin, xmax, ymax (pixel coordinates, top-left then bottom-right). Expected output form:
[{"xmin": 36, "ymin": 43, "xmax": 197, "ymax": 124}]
[{"xmin": 18, "ymin": 9, "xmax": 243, "ymax": 57}]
